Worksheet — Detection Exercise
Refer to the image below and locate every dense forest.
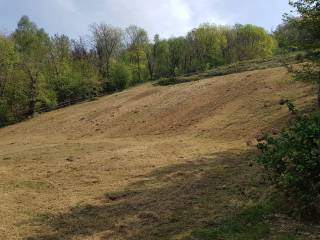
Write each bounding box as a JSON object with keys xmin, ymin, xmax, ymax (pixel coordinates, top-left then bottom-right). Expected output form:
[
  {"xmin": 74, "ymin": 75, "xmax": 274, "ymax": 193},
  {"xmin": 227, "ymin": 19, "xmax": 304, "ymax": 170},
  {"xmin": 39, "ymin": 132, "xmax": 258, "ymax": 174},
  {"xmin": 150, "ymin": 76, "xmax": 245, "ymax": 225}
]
[{"xmin": 0, "ymin": 17, "xmax": 280, "ymax": 125}]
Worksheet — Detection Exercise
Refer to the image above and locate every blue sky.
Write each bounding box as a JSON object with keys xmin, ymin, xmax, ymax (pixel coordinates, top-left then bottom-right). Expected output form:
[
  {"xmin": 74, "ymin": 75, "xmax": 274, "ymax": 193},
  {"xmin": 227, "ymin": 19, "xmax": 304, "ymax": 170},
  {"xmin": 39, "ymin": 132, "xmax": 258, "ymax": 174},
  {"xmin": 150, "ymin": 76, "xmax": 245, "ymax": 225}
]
[{"xmin": 0, "ymin": 0, "xmax": 292, "ymax": 39}]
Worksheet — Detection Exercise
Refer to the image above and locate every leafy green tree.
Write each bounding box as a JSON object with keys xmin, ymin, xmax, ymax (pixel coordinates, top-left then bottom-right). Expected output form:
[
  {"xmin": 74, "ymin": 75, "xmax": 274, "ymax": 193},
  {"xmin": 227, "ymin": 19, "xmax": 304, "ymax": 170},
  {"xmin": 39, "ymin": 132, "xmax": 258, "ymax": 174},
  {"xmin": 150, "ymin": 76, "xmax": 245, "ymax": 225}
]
[
  {"xmin": 288, "ymin": 0, "xmax": 320, "ymax": 50},
  {"xmin": 0, "ymin": 36, "xmax": 16, "ymax": 99},
  {"xmin": 234, "ymin": 24, "xmax": 276, "ymax": 61},
  {"xmin": 125, "ymin": 25, "xmax": 149, "ymax": 84},
  {"xmin": 186, "ymin": 24, "xmax": 226, "ymax": 71},
  {"xmin": 167, "ymin": 37, "xmax": 186, "ymax": 78},
  {"xmin": 286, "ymin": 0, "xmax": 320, "ymax": 107},
  {"xmin": 274, "ymin": 18, "xmax": 304, "ymax": 51},
  {"xmin": 220, "ymin": 26, "xmax": 238, "ymax": 63},
  {"xmin": 48, "ymin": 35, "xmax": 100, "ymax": 102},
  {"xmin": 48, "ymin": 34, "xmax": 73, "ymax": 102},
  {"xmin": 109, "ymin": 62, "xmax": 131, "ymax": 91},
  {"xmin": 71, "ymin": 37, "xmax": 89, "ymax": 60},
  {"xmin": 12, "ymin": 16, "xmax": 54, "ymax": 115},
  {"xmin": 151, "ymin": 35, "xmax": 169, "ymax": 79},
  {"xmin": 90, "ymin": 24, "xmax": 123, "ymax": 83},
  {"xmin": 145, "ymin": 34, "xmax": 159, "ymax": 80},
  {"xmin": 0, "ymin": 35, "xmax": 23, "ymax": 124}
]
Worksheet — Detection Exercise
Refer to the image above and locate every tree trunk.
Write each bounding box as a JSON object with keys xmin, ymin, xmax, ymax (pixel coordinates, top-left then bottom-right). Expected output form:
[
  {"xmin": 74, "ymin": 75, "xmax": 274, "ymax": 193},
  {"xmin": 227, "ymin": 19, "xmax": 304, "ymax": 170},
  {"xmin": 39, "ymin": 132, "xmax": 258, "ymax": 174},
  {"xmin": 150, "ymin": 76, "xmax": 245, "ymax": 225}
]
[
  {"xmin": 146, "ymin": 56, "xmax": 154, "ymax": 80},
  {"xmin": 106, "ymin": 58, "xmax": 110, "ymax": 80},
  {"xmin": 318, "ymin": 82, "xmax": 320, "ymax": 108},
  {"xmin": 137, "ymin": 53, "xmax": 141, "ymax": 82},
  {"xmin": 27, "ymin": 71, "xmax": 37, "ymax": 117},
  {"xmin": 0, "ymin": 71, "xmax": 10, "ymax": 98},
  {"xmin": 0, "ymin": 77, "xmax": 6, "ymax": 98}
]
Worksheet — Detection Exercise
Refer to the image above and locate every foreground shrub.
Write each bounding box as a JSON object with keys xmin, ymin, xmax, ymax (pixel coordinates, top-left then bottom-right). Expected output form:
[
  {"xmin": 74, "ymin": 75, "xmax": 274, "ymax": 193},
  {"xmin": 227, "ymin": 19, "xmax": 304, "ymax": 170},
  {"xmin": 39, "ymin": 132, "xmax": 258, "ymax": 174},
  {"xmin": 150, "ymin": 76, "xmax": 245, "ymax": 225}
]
[{"xmin": 257, "ymin": 112, "xmax": 320, "ymax": 218}]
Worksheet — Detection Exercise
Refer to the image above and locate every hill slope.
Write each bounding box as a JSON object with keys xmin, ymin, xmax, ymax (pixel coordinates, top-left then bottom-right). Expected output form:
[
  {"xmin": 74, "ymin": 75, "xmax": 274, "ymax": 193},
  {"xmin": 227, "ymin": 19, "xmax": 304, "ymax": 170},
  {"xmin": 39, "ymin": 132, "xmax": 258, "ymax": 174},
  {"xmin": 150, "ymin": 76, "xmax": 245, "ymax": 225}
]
[{"xmin": 0, "ymin": 67, "xmax": 317, "ymax": 240}]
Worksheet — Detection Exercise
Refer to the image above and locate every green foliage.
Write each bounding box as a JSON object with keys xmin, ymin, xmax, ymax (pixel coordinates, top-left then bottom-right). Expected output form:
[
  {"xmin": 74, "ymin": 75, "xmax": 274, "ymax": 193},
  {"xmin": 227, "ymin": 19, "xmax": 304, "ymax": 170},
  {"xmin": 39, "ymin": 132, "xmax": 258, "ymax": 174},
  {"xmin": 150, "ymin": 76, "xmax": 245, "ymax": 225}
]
[
  {"xmin": 90, "ymin": 24, "xmax": 123, "ymax": 79},
  {"xmin": 0, "ymin": 35, "xmax": 27, "ymax": 124},
  {"xmin": 234, "ymin": 24, "xmax": 277, "ymax": 61},
  {"xmin": 273, "ymin": 18, "xmax": 305, "ymax": 52},
  {"xmin": 48, "ymin": 34, "xmax": 100, "ymax": 103},
  {"xmin": 192, "ymin": 203, "xmax": 274, "ymax": 240},
  {"xmin": 274, "ymin": 18, "xmax": 305, "ymax": 52},
  {"xmin": 109, "ymin": 62, "xmax": 131, "ymax": 91},
  {"xmin": 185, "ymin": 24, "xmax": 227, "ymax": 71},
  {"xmin": 288, "ymin": 0, "xmax": 320, "ymax": 50},
  {"xmin": 156, "ymin": 53, "xmax": 301, "ymax": 86},
  {"xmin": 284, "ymin": 1, "xmax": 320, "ymax": 107},
  {"xmin": 167, "ymin": 37, "xmax": 186, "ymax": 77},
  {"xmin": 0, "ymin": 100, "xmax": 10, "ymax": 125},
  {"xmin": 12, "ymin": 16, "xmax": 53, "ymax": 115},
  {"xmin": 257, "ymin": 112, "xmax": 320, "ymax": 217},
  {"xmin": 0, "ymin": 15, "xmax": 280, "ymax": 126},
  {"xmin": 125, "ymin": 25, "xmax": 149, "ymax": 84}
]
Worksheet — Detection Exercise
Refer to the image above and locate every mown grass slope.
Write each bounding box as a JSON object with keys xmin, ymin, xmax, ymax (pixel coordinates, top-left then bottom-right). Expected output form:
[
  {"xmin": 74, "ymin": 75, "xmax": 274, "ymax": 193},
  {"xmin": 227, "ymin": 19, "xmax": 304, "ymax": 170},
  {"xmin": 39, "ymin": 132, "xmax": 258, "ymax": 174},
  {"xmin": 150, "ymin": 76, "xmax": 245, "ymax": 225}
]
[{"xmin": 0, "ymin": 67, "xmax": 318, "ymax": 240}]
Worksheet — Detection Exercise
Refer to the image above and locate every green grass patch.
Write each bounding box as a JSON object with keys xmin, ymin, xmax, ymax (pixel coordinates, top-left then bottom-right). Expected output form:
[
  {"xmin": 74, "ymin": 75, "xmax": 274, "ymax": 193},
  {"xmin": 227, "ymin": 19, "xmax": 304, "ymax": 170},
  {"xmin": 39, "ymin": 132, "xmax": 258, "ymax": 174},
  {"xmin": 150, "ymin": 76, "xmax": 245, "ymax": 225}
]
[
  {"xmin": 192, "ymin": 204, "xmax": 272, "ymax": 240},
  {"xmin": 191, "ymin": 201, "xmax": 303, "ymax": 240}
]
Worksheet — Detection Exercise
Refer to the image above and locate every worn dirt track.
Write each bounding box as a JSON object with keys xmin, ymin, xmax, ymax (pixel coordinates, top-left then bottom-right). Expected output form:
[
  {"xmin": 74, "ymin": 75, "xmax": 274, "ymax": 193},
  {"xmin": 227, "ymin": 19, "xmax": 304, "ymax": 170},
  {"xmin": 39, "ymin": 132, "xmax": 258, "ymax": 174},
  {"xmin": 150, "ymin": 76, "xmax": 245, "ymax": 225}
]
[{"xmin": 0, "ymin": 67, "xmax": 316, "ymax": 240}]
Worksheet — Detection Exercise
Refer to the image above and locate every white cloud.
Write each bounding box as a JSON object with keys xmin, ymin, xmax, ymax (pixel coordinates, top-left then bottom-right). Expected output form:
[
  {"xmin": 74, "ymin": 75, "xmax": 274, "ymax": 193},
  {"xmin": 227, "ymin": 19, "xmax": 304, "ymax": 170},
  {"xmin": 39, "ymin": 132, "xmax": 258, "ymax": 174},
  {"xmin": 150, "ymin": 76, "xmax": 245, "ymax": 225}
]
[
  {"xmin": 54, "ymin": 0, "xmax": 77, "ymax": 13},
  {"xmin": 0, "ymin": 0, "xmax": 291, "ymax": 38},
  {"xmin": 87, "ymin": 0, "xmax": 226, "ymax": 38},
  {"xmin": 170, "ymin": 0, "xmax": 191, "ymax": 21}
]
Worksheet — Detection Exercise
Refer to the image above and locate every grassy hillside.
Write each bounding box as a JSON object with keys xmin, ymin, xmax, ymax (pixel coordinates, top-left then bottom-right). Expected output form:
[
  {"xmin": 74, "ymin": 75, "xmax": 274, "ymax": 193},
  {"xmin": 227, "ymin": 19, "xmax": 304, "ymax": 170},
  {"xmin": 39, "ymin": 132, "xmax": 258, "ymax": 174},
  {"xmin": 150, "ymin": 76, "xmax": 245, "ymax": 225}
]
[{"xmin": 0, "ymin": 67, "xmax": 318, "ymax": 240}]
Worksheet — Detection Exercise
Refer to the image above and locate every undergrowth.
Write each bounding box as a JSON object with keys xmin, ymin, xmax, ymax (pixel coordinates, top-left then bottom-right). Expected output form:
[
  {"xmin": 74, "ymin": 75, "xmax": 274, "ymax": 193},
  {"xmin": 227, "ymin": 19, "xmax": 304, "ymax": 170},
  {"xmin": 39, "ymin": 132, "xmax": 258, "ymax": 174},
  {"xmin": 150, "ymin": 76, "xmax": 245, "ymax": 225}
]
[{"xmin": 155, "ymin": 53, "xmax": 303, "ymax": 86}]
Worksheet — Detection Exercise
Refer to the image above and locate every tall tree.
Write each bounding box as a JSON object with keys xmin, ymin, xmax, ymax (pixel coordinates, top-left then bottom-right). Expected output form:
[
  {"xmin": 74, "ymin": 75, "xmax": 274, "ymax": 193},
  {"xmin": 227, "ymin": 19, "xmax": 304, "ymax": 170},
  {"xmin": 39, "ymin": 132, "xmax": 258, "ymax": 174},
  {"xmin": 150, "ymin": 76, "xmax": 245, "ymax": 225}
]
[
  {"xmin": 288, "ymin": 0, "xmax": 320, "ymax": 49},
  {"xmin": 145, "ymin": 34, "xmax": 164, "ymax": 80},
  {"xmin": 274, "ymin": 18, "xmax": 304, "ymax": 51},
  {"xmin": 125, "ymin": 25, "xmax": 149, "ymax": 83},
  {"xmin": 234, "ymin": 24, "xmax": 276, "ymax": 61},
  {"xmin": 12, "ymin": 16, "xmax": 52, "ymax": 116},
  {"xmin": 167, "ymin": 37, "xmax": 186, "ymax": 78},
  {"xmin": 288, "ymin": 0, "xmax": 320, "ymax": 106},
  {"xmin": 151, "ymin": 35, "xmax": 169, "ymax": 79},
  {"xmin": 0, "ymin": 35, "xmax": 16, "ymax": 98},
  {"xmin": 0, "ymin": 35, "xmax": 22, "ymax": 124},
  {"xmin": 90, "ymin": 24, "xmax": 123, "ymax": 81},
  {"xmin": 71, "ymin": 37, "xmax": 89, "ymax": 60}
]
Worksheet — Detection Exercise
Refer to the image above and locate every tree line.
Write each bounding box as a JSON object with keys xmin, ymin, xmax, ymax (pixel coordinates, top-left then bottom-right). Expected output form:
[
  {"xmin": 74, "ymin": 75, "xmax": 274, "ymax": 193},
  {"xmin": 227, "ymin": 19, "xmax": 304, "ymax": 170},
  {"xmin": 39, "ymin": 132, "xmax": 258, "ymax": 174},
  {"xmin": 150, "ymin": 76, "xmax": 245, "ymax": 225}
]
[
  {"xmin": 0, "ymin": 16, "xmax": 277, "ymax": 125},
  {"xmin": 274, "ymin": 0, "xmax": 320, "ymax": 106}
]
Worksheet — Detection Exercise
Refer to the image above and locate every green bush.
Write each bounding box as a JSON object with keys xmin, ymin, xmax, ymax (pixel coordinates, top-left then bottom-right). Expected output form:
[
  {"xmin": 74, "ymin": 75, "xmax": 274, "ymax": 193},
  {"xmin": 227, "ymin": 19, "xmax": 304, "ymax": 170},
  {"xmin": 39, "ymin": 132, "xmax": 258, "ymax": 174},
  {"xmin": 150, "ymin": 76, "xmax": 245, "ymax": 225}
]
[
  {"xmin": 257, "ymin": 112, "xmax": 320, "ymax": 218},
  {"xmin": 110, "ymin": 62, "xmax": 131, "ymax": 91}
]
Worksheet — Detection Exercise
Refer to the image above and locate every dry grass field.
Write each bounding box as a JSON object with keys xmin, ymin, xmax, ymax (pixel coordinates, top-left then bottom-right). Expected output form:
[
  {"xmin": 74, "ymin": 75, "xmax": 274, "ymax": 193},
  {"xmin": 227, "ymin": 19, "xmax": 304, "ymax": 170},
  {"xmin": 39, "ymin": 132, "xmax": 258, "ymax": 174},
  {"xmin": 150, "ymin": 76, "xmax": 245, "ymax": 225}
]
[{"xmin": 0, "ymin": 67, "xmax": 318, "ymax": 239}]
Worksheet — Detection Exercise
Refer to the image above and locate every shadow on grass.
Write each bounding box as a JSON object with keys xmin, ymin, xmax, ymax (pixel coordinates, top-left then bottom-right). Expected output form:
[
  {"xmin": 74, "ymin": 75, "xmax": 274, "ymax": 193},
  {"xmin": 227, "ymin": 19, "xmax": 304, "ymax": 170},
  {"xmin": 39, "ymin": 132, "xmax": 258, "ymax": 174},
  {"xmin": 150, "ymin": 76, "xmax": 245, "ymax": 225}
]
[
  {"xmin": 191, "ymin": 203, "xmax": 273, "ymax": 240},
  {"xmin": 190, "ymin": 201, "xmax": 308, "ymax": 240},
  {"xmin": 25, "ymin": 149, "xmax": 269, "ymax": 240}
]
